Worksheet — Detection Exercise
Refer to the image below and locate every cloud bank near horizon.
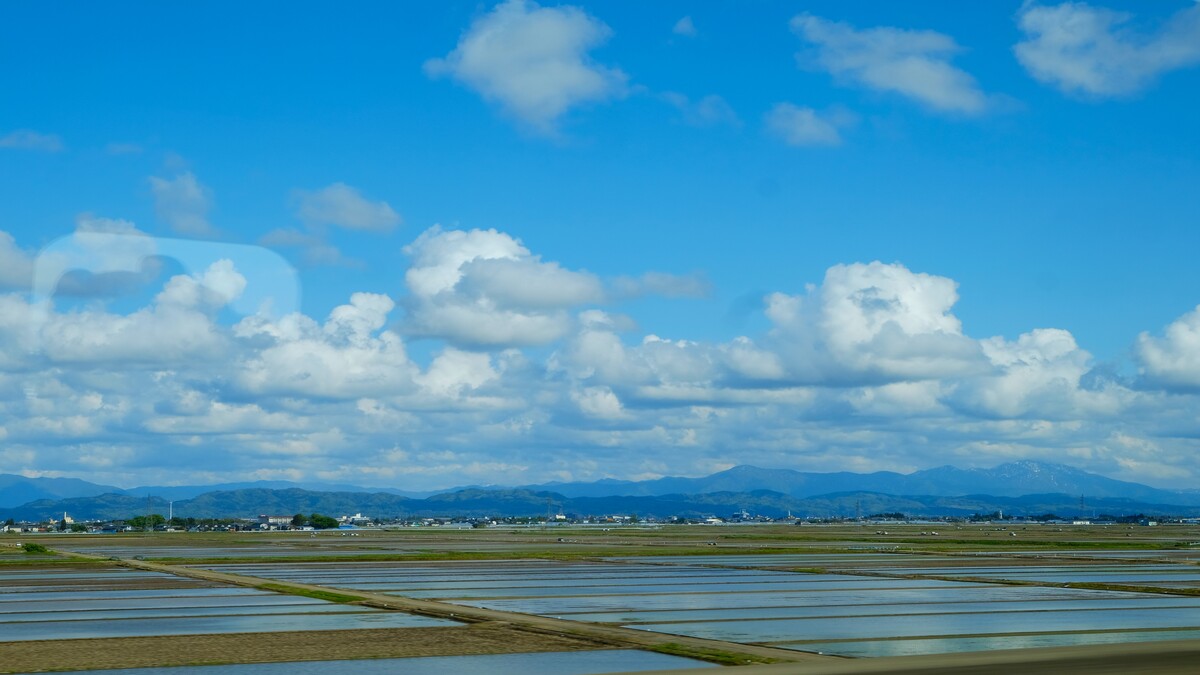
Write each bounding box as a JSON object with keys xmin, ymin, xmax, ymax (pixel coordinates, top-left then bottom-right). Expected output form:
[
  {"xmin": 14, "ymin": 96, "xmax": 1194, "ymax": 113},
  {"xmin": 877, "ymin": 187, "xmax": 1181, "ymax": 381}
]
[{"xmin": 1, "ymin": 221, "xmax": 1197, "ymax": 492}]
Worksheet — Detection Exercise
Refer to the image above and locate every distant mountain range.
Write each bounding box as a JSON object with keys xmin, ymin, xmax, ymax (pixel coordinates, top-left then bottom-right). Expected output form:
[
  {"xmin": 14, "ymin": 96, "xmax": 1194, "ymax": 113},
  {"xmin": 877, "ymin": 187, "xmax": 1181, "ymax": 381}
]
[
  {"xmin": 0, "ymin": 474, "xmax": 125, "ymax": 510},
  {"xmin": 0, "ymin": 475, "xmax": 436, "ymax": 509},
  {"xmin": 1, "ymin": 486, "xmax": 1191, "ymax": 522},
  {"xmin": 7, "ymin": 456, "xmax": 1200, "ymax": 521},
  {"xmin": 520, "ymin": 461, "xmax": 1200, "ymax": 504},
  {"xmin": 1, "ymin": 461, "xmax": 1197, "ymax": 521}
]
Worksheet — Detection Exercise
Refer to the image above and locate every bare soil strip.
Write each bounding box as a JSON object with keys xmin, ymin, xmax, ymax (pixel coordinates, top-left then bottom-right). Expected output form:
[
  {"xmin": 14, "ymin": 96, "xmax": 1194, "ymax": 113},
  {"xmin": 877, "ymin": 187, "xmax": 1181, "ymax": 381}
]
[{"xmin": 0, "ymin": 623, "xmax": 602, "ymax": 673}]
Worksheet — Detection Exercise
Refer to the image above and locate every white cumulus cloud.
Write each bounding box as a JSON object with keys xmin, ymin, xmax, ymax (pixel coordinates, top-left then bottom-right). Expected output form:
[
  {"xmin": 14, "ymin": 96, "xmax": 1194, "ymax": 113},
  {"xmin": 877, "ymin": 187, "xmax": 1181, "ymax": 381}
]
[
  {"xmin": 572, "ymin": 385, "xmax": 628, "ymax": 419},
  {"xmin": 764, "ymin": 261, "xmax": 987, "ymax": 384},
  {"xmin": 0, "ymin": 226, "xmax": 1185, "ymax": 488},
  {"xmin": 293, "ymin": 182, "xmax": 401, "ymax": 232},
  {"xmin": 955, "ymin": 328, "xmax": 1123, "ymax": 418},
  {"xmin": 1137, "ymin": 305, "xmax": 1200, "ymax": 390},
  {"xmin": 1014, "ymin": 2, "xmax": 1200, "ymax": 98},
  {"xmin": 424, "ymin": 0, "xmax": 628, "ymax": 134},
  {"xmin": 149, "ymin": 172, "xmax": 215, "ymax": 237},
  {"xmin": 234, "ymin": 293, "xmax": 418, "ymax": 399},
  {"xmin": 792, "ymin": 13, "xmax": 988, "ymax": 114},
  {"xmin": 402, "ymin": 226, "xmax": 603, "ymax": 347}
]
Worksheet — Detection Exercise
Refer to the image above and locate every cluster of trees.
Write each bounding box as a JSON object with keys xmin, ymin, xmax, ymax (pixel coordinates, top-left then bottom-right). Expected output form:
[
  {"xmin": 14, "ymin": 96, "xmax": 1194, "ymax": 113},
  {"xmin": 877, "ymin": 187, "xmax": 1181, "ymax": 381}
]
[
  {"xmin": 1098, "ymin": 513, "xmax": 1154, "ymax": 524},
  {"xmin": 127, "ymin": 514, "xmax": 167, "ymax": 530},
  {"xmin": 167, "ymin": 516, "xmax": 245, "ymax": 529},
  {"xmin": 125, "ymin": 515, "xmax": 267, "ymax": 531},
  {"xmin": 968, "ymin": 511, "xmax": 1007, "ymax": 522},
  {"xmin": 291, "ymin": 513, "xmax": 339, "ymax": 529}
]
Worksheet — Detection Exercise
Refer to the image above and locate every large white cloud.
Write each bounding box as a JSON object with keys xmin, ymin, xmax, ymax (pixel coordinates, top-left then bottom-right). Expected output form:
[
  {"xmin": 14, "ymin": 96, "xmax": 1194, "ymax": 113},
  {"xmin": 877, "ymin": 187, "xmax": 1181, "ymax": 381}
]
[
  {"xmin": 234, "ymin": 292, "xmax": 419, "ymax": 399},
  {"xmin": 954, "ymin": 328, "xmax": 1126, "ymax": 419},
  {"xmin": 1137, "ymin": 305, "xmax": 1200, "ymax": 390},
  {"xmin": 764, "ymin": 261, "xmax": 987, "ymax": 384},
  {"xmin": 1015, "ymin": 2, "xmax": 1200, "ymax": 98},
  {"xmin": 424, "ymin": 0, "xmax": 628, "ymax": 133},
  {"xmin": 402, "ymin": 226, "xmax": 603, "ymax": 347}
]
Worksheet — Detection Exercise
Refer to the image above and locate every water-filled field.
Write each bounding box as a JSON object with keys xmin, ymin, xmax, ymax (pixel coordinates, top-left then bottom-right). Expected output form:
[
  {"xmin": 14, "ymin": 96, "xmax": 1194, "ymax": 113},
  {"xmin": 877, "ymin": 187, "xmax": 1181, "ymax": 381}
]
[
  {"xmin": 210, "ymin": 555, "xmax": 1200, "ymax": 658},
  {"xmin": 0, "ymin": 564, "xmax": 456, "ymax": 642}
]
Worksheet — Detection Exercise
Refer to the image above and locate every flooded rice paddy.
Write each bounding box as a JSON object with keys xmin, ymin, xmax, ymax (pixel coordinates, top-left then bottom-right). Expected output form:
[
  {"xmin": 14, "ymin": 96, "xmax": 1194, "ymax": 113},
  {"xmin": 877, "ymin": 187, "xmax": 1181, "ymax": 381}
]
[
  {"xmin": 209, "ymin": 553, "xmax": 1200, "ymax": 658},
  {"xmin": 12, "ymin": 526, "xmax": 1200, "ymax": 669},
  {"xmin": 0, "ymin": 564, "xmax": 456, "ymax": 642}
]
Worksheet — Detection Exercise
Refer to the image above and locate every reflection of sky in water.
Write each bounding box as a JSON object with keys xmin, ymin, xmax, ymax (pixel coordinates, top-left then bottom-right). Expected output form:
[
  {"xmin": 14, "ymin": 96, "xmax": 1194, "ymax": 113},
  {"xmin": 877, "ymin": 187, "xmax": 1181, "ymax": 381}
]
[
  {"xmin": 192, "ymin": 557, "xmax": 1200, "ymax": 658},
  {"xmin": 0, "ymin": 571, "xmax": 161, "ymax": 581},
  {"xmin": 460, "ymin": 584, "xmax": 1133, "ymax": 615},
  {"xmin": 0, "ymin": 562, "xmax": 455, "ymax": 643},
  {"xmin": 795, "ymin": 630, "xmax": 1200, "ymax": 657},
  {"xmin": 0, "ymin": 594, "xmax": 327, "ymax": 614},
  {"xmin": 400, "ymin": 579, "xmax": 973, "ymax": 599},
  {"xmin": 0, "ymin": 603, "xmax": 363, "ymax": 623},
  {"xmin": 560, "ymin": 596, "xmax": 1200, "ymax": 624},
  {"xmin": 0, "ymin": 588, "xmax": 268, "ymax": 603},
  {"xmin": 0, "ymin": 610, "xmax": 456, "ymax": 642},
  {"xmin": 634, "ymin": 607, "xmax": 1200, "ymax": 643}
]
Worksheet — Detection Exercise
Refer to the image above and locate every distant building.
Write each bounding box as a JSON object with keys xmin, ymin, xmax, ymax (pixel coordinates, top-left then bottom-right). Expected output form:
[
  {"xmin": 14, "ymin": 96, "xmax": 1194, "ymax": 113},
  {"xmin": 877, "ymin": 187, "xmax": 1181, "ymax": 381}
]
[
  {"xmin": 258, "ymin": 515, "xmax": 292, "ymax": 527},
  {"xmin": 339, "ymin": 513, "xmax": 372, "ymax": 525}
]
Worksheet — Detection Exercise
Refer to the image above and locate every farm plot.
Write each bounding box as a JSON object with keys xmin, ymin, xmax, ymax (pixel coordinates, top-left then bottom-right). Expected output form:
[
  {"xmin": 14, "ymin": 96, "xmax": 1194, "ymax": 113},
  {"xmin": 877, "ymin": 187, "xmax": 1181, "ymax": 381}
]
[
  {"xmin": 0, "ymin": 563, "xmax": 456, "ymax": 642},
  {"xmin": 212, "ymin": 556, "xmax": 1200, "ymax": 659}
]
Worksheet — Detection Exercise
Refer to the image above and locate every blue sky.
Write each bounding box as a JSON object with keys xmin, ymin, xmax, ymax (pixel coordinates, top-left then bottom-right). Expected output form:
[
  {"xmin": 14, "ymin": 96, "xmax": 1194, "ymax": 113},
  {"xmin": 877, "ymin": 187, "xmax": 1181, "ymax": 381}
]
[{"xmin": 1, "ymin": 1, "xmax": 1199, "ymax": 490}]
